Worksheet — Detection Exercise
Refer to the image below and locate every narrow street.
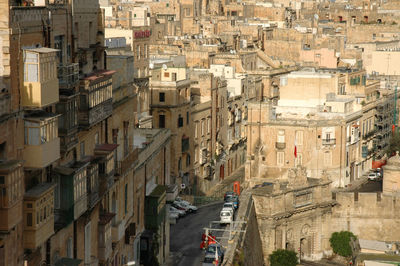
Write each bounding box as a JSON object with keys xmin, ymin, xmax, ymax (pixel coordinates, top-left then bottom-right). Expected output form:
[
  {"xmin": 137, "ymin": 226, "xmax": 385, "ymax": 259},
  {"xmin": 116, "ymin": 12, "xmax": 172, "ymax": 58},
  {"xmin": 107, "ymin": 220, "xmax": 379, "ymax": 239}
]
[{"xmin": 169, "ymin": 202, "xmax": 224, "ymax": 266}]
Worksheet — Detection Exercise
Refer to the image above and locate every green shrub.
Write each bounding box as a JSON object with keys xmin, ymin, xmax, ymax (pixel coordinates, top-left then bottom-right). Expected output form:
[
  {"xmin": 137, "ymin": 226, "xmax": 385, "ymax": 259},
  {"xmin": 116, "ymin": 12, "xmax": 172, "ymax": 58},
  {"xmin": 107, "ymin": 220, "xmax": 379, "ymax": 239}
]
[
  {"xmin": 269, "ymin": 249, "xmax": 298, "ymax": 266},
  {"xmin": 329, "ymin": 231, "xmax": 356, "ymax": 257}
]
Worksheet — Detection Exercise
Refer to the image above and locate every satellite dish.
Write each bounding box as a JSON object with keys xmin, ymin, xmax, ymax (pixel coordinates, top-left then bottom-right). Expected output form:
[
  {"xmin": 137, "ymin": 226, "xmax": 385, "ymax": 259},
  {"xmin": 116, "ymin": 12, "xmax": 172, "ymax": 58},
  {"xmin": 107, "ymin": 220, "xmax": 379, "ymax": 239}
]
[
  {"xmin": 162, "ymin": 64, "xmax": 167, "ymax": 70},
  {"xmin": 314, "ymin": 14, "xmax": 319, "ymax": 20},
  {"xmin": 149, "ymin": 63, "xmax": 154, "ymax": 69}
]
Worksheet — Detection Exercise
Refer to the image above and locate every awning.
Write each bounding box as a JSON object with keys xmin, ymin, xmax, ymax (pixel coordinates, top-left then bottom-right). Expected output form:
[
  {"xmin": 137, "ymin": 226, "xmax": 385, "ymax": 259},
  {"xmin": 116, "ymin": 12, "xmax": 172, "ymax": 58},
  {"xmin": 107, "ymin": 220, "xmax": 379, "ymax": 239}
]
[
  {"xmin": 372, "ymin": 160, "xmax": 386, "ymax": 169},
  {"xmin": 54, "ymin": 258, "xmax": 82, "ymax": 266}
]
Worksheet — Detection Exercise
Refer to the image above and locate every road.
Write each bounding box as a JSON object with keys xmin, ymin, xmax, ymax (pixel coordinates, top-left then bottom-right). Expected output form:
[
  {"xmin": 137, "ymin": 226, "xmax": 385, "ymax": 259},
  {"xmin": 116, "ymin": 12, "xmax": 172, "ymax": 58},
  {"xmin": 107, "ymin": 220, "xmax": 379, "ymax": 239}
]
[
  {"xmin": 356, "ymin": 179, "xmax": 382, "ymax": 192},
  {"xmin": 170, "ymin": 202, "xmax": 225, "ymax": 266}
]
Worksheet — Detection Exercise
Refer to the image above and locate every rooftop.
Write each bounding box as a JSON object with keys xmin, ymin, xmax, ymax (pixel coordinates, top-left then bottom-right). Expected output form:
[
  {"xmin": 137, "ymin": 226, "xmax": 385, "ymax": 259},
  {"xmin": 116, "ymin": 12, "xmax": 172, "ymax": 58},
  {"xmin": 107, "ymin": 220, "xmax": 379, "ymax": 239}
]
[
  {"xmin": 0, "ymin": 160, "xmax": 22, "ymax": 172},
  {"xmin": 82, "ymin": 70, "xmax": 116, "ymax": 81},
  {"xmin": 359, "ymin": 239, "xmax": 391, "ymax": 252},
  {"xmin": 25, "ymin": 183, "xmax": 55, "ymax": 199}
]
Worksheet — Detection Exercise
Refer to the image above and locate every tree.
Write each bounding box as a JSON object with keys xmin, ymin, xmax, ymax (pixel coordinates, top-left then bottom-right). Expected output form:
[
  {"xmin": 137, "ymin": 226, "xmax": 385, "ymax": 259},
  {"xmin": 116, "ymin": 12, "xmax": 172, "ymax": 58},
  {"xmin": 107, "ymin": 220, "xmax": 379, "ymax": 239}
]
[
  {"xmin": 329, "ymin": 231, "xmax": 356, "ymax": 257},
  {"xmin": 386, "ymin": 132, "xmax": 400, "ymax": 157},
  {"xmin": 269, "ymin": 249, "xmax": 298, "ymax": 266}
]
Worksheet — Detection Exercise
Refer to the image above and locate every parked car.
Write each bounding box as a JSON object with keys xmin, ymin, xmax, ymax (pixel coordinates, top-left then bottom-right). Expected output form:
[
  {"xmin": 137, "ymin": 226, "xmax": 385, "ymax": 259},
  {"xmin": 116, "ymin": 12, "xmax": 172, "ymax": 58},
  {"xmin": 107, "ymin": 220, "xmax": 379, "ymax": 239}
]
[
  {"xmin": 173, "ymin": 201, "xmax": 195, "ymax": 213},
  {"xmin": 202, "ymin": 253, "xmax": 221, "ymax": 266},
  {"xmin": 178, "ymin": 201, "xmax": 198, "ymax": 212},
  {"xmin": 205, "ymin": 244, "xmax": 224, "ymax": 263},
  {"xmin": 368, "ymin": 172, "xmax": 379, "ymax": 181},
  {"xmin": 220, "ymin": 210, "xmax": 233, "ymax": 225},
  {"xmin": 169, "ymin": 212, "xmax": 179, "ymax": 220},
  {"xmin": 224, "ymin": 191, "xmax": 238, "ymax": 202},
  {"xmin": 170, "ymin": 206, "xmax": 185, "ymax": 217},
  {"xmin": 227, "ymin": 195, "xmax": 239, "ymax": 209},
  {"xmin": 222, "ymin": 202, "xmax": 235, "ymax": 212},
  {"xmin": 172, "ymin": 202, "xmax": 189, "ymax": 213},
  {"xmin": 175, "ymin": 197, "xmax": 191, "ymax": 205}
]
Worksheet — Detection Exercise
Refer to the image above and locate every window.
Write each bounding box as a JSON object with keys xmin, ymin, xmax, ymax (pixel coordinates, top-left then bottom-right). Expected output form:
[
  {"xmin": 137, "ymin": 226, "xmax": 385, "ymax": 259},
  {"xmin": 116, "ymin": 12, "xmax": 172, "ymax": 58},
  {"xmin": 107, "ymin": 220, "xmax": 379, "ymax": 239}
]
[
  {"xmin": 178, "ymin": 115, "xmax": 183, "ymax": 128},
  {"xmin": 164, "ymin": 72, "xmax": 170, "ymax": 78},
  {"xmin": 25, "ymin": 119, "xmax": 58, "ymax": 145},
  {"xmin": 185, "ymin": 8, "xmax": 190, "ymax": 16},
  {"xmin": 172, "ymin": 73, "xmax": 177, "ymax": 81},
  {"xmin": 124, "ymin": 184, "xmax": 128, "ymax": 214},
  {"xmin": 186, "ymin": 155, "xmax": 191, "ymax": 167},
  {"xmin": 324, "ymin": 151, "xmax": 332, "ymax": 166},
  {"xmin": 80, "ymin": 141, "xmax": 85, "ymax": 158},
  {"xmin": 277, "ymin": 130, "xmax": 285, "ymax": 143},
  {"xmin": 195, "ymin": 122, "xmax": 198, "ymax": 138},
  {"xmin": 159, "ymin": 114, "xmax": 165, "ymax": 128},
  {"xmin": 277, "ymin": 152, "xmax": 285, "ymax": 166},
  {"xmin": 295, "ymin": 131, "xmax": 303, "ymax": 145},
  {"xmin": 159, "ymin": 92, "xmax": 165, "ymax": 102},
  {"xmin": 24, "ymin": 52, "xmax": 39, "ymax": 82},
  {"xmin": 95, "ymin": 132, "xmax": 99, "ymax": 145},
  {"xmin": 207, "ymin": 118, "xmax": 211, "ymax": 134},
  {"xmin": 67, "ymin": 237, "xmax": 73, "ymax": 258},
  {"xmin": 201, "ymin": 120, "xmax": 205, "ymax": 136},
  {"xmin": 84, "ymin": 222, "xmax": 91, "ymax": 264},
  {"xmin": 0, "ymin": 176, "xmax": 4, "ymax": 184},
  {"xmin": 144, "ymin": 44, "xmax": 148, "ymax": 58},
  {"xmin": 136, "ymin": 45, "xmax": 141, "ymax": 60},
  {"xmin": 27, "ymin": 212, "xmax": 32, "ymax": 226},
  {"xmin": 295, "ymin": 153, "xmax": 303, "ymax": 167}
]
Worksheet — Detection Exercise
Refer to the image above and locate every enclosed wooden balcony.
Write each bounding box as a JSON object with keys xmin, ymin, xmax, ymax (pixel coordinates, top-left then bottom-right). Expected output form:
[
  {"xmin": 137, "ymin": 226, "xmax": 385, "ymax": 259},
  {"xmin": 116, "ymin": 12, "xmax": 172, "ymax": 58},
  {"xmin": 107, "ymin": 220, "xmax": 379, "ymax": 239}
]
[
  {"xmin": 56, "ymin": 96, "xmax": 79, "ymax": 153},
  {"xmin": 98, "ymin": 212, "xmax": 114, "ymax": 262},
  {"xmin": 0, "ymin": 160, "xmax": 24, "ymax": 231},
  {"xmin": 23, "ymin": 113, "xmax": 60, "ymax": 168},
  {"xmin": 145, "ymin": 185, "xmax": 166, "ymax": 231},
  {"xmin": 83, "ymin": 157, "xmax": 100, "ymax": 210},
  {"xmin": 58, "ymin": 63, "xmax": 79, "ymax": 91},
  {"xmin": 78, "ymin": 70, "xmax": 115, "ymax": 129},
  {"xmin": 53, "ymin": 161, "xmax": 89, "ymax": 227},
  {"xmin": 23, "ymin": 182, "xmax": 55, "ymax": 250},
  {"xmin": 94, "ymin": 144, "xmax": 118, "ymax": 197},
  {"xmin": 22, "ymin": 48, "xmax": 59, "ymax": 108}
]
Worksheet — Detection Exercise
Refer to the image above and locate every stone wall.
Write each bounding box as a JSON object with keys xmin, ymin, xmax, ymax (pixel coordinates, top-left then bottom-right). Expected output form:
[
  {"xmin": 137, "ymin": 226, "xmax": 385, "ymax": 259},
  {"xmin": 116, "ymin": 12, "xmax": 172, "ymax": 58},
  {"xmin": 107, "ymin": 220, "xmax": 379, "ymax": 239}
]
[
  {"xmin": 332, "ymin": 192, "xmax": 400, "ymax": 241},
  {"xmin": 242, "ymin": 199, "xmax": 264, "ymax": 266}
]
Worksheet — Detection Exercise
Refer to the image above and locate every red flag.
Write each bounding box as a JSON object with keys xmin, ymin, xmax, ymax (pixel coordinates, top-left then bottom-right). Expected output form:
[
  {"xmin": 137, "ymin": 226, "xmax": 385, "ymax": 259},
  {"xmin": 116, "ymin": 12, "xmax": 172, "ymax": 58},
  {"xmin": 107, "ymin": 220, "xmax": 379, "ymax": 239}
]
[{"xmin": 294, "ymin": 138, "xmax": 297, "ymax": 158}]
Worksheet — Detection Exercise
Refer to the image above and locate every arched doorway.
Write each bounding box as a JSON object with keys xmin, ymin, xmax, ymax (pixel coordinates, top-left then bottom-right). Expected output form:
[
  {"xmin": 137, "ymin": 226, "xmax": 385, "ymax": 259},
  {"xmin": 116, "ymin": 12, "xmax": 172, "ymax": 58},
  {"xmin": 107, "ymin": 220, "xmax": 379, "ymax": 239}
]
[{"xmin": 300, "ymin": 238, "xmax": 311, "ymax": 260}]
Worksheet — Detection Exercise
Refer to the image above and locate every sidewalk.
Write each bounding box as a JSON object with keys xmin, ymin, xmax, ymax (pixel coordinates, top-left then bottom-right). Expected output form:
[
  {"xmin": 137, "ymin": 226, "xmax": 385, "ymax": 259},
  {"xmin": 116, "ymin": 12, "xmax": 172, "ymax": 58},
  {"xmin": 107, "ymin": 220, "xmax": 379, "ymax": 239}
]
[
  {"xmin": 332, "ymin": 175, "xmax": 369, "ymax": 193},
  {"xmin": 206, "ymin": 166, "xmax": 245, "ymax": 197}
]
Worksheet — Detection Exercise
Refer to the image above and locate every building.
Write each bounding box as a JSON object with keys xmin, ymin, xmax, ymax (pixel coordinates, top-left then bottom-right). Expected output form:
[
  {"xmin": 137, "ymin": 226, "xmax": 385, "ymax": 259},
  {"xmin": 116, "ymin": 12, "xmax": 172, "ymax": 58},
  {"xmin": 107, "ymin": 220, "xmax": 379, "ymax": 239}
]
[
  {"xmin": 244, "ymin": 68, "xmax": 395, "ymax": 187},
  {"xmin": 150, "ymin": 65, "xmax": 192, "ymax": 187},
  {"xmin": 133, "ymin": 128, "xmax": 171, "ymax": 265}
]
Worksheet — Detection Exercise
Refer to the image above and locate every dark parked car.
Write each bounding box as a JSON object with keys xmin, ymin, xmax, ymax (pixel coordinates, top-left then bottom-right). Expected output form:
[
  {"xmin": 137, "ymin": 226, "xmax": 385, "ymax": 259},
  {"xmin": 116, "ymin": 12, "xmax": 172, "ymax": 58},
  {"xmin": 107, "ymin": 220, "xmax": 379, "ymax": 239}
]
[
  {"xmin": 224, "ymin": 191, "xmax": 237, "ymax": 202},
  {"xmin": 205, "ymin": 244, "xmax": 224, "ymax": 263}
]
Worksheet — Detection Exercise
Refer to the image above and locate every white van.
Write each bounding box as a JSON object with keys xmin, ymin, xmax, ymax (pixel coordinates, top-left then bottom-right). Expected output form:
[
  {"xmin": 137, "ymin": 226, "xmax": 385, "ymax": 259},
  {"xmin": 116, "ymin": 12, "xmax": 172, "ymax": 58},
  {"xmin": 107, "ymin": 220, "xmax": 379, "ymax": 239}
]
[{"xmin": 220, "ymin": 210, "xmax": 233, "ymax": 225}]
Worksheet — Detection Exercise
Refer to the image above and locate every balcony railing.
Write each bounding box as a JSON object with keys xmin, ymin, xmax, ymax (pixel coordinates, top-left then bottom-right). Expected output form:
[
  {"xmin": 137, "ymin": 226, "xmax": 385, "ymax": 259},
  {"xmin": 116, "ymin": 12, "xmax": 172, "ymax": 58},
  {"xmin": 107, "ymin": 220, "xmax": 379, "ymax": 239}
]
[
  {"xmin": 58, "ymin": 63, "xmax": 79, "ymax": 91},
  {"xmin": 0, "ymin": 93, "xmax": 10, "ymax": 120},
  {"xmin": 322, "ymin": 139, "xmax": 336, "ymax": 145},
  {"xmin": 79, "ymin": 99, "xmax": 113, "ymax": 129},
  {"xmin": 275, "ymin": 142, "xmax": 286, "ymax": 149},
  {"xmin": 116, "ymin": 148, "xmax": 139, "ymax": 176}
]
